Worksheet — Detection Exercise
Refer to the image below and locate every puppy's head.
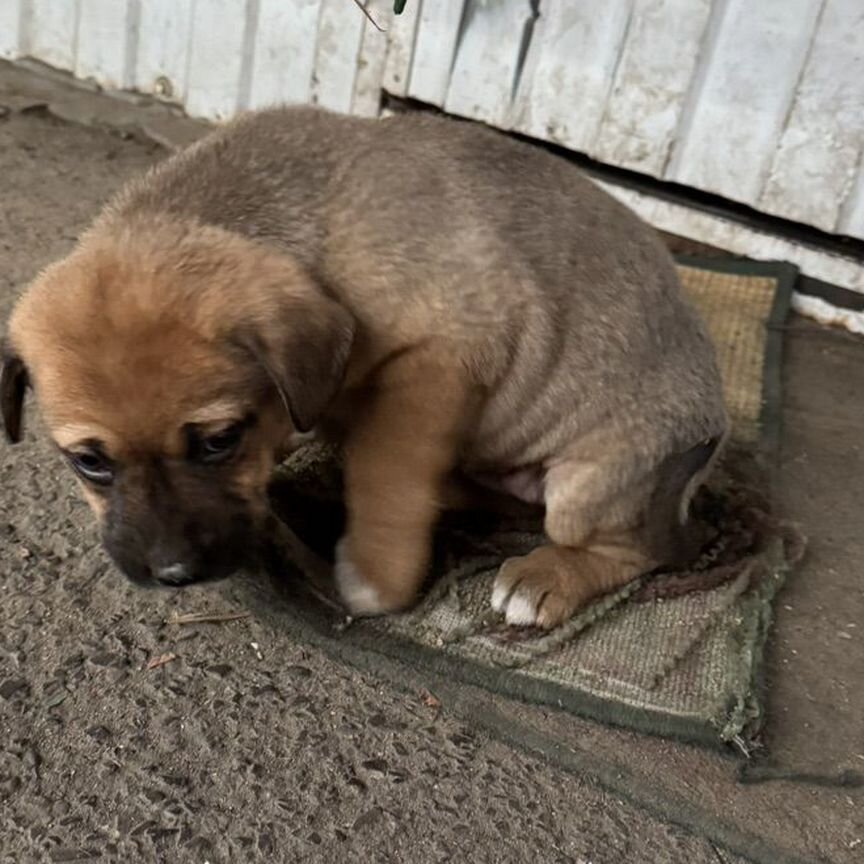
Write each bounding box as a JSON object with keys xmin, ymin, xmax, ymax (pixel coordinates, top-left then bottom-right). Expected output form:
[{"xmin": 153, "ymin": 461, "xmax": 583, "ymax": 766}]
[{"xmin": 1, "ymin": 219, "xmax": 354, "ymax": 587}]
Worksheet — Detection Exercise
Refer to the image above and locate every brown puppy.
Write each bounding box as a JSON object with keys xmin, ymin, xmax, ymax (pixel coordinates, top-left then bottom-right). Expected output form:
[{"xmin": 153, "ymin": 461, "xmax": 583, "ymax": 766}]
[{"xmin": 1, "ymin": 106, "xmax": 727, "ymax": 627}]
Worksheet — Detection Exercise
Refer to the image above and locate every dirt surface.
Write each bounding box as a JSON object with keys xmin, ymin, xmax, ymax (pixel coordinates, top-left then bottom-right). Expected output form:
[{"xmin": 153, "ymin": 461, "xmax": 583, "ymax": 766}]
[
  {"xmin": 0, "ymin": 99, "xmax": 754, "ymax": 864},
  {"xmin": 0, "ymin": 75, "xmax": 862, "ymax": 864}
]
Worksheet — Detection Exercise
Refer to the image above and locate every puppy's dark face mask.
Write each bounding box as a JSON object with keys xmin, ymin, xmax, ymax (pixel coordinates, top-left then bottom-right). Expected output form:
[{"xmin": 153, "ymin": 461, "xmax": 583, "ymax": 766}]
[
  {"xmin": 1, "ymin": 222, "xmax": 354, "ymax": 588},
  {"xmin": 64, "ymin": 408, "xmax": 276, "ymax": 588}
]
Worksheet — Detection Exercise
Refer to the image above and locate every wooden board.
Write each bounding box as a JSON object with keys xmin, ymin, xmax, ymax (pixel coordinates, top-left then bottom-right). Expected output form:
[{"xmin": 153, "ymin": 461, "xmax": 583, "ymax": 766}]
[{"xmin": 596, "ymin": 179, "xmax": 864, "ymax": 294}]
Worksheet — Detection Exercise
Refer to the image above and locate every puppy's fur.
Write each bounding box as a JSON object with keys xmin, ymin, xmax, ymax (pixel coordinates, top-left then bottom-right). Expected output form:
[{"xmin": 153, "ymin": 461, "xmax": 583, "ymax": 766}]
[{"xmin": 1, "ymin": 106, "xmax": 727, "ymax": 627}]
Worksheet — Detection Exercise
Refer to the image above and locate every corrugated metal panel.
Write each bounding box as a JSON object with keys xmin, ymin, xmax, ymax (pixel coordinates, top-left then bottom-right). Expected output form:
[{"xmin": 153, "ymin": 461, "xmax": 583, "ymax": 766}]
[
  {"xmin": 665, "ymin": 0, "xmax": 824, "ymax": 207},
  {"xmin": 591, "ymin": 0, "xmax": 712, "ymax": 177},
  {"xmin": 445, "ymin": 0, "xmax": 531, "ymax": 127},
  {"xmin": 75, "ymin": 0, "xmax": 138, "ymax": 89},
  {"xmin": 841, "ymin": 170, "xmax": 864, "ymax": 240},
  {"xmin": 1, "ymin": 0, "xmax": 862, "ymax": 244},
  {"xmin": 0, "ymin": 0, "xmax": 25, "ymax": 58},
  {"xmin": 760, "ymin": 0, "xmax": 864, "ymax": 236},
  {"xmin": 247, "ymin": 0, "xmax": 321, "ymax": 110},
  {"xmin": 28, "ymin": 0, "xmax": 79, "ymax": 71},
  {"xmin": 512, "ymin": 1, "xmax": 637, "ymax": 153},
  {"xmin": 352, "ymin": 1, "xmax": 394, "ymax": 116},
  {"xmin": 407, "ymin": 0, "xmax": 465, "ymax": 106},
  {"xmin": 135, "ymin": 0, "xmax": 194, "ymax": 103},
  {"xmin": 380, "ymin": 0, "xmax": 420, "ymax": 98},
  {"xmin": 184, "ymin": 0, "xmax": 252, "ymax": 119}
]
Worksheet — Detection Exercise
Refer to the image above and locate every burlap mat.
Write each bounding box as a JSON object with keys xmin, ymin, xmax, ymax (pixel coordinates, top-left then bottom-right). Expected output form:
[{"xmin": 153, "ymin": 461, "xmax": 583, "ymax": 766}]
[{"xmin": 267, "ymin": 258, "xmax": 802, "ymax": 748}]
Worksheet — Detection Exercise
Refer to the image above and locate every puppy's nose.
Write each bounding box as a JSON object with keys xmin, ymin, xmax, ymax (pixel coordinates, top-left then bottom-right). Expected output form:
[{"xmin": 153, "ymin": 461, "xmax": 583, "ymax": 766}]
[{"xmin": 154, "ymin": 562, "xmax": 191, "ymax": 586}]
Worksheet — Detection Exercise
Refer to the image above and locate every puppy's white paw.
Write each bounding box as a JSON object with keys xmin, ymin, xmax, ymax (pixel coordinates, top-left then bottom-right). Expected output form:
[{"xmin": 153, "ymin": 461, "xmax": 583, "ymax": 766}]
[
  {"xmin": 490, "ymin": 577, "xmax": 512, "ymax": 614},
  {"xmin": 499, "ymin": 590, "xmax": 542, "ymax": 626},
  {"xmin": 334, "ymin": 538, "xmax": 387, "ymax": 616},
  {"xmin": 491, "ymin": 569, "xmax": 543, "ymax": 627},
  {"xmin": 491, "ymin": 551, "xmax": 584, "ymax": 630}
]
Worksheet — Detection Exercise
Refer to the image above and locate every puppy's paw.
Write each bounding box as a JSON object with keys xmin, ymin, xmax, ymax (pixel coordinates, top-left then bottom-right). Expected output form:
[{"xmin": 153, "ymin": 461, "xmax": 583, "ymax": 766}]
[
  {"xmin": 491, "ymin": 548, "xmax": 587, "ymax": 630},
  {"xmin": 334, "ymin": 538, "xmax": 388, "ymax": 617}
]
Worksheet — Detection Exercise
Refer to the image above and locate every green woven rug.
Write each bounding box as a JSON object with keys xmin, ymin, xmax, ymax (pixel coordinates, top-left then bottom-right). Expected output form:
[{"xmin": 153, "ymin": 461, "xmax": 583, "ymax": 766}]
[{"xmin": 265, "ymin": 258, "xmax": 803, "ymax": 748}]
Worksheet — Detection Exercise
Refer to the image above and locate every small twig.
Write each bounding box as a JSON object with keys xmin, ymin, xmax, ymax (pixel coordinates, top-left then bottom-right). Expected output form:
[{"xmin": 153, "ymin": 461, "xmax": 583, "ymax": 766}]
[
  {"xmin": 144, "ymin": 652, "xmax": 177, "ymax": 670},
  {"xmin": 268, "ymin": 518, "xmax": 351, "ymax": 613},
  {"xmin": 419, "ymin": 688, "xmax": 441, "ymax": 710},
  {"xmin": 351, "ymin": 0, "xmax": 385, "ymax": 31},
  {"xmin": 301, "ymin": 578, "xmax": 347, "ymax": 614},
  {"xmin": 270, "ymin": 519, "xmax": 333, "ymax": 584},
  {"xmin": 165, "ymin": 611, "xmax": 251, "ymax": 626}
]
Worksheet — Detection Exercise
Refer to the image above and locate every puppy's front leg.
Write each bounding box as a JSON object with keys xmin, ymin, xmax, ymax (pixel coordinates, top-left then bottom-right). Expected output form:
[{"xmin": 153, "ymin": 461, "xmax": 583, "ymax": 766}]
[{"xmin": 336, "ymin": 352, "xmax": 474, "ymax": 616}]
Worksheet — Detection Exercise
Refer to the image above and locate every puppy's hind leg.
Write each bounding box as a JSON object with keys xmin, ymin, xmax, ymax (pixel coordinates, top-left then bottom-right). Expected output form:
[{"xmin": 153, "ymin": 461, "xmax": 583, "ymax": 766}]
[{"xmin": 492, "ymin": 437, "xmax": 722, "ymax": 629}]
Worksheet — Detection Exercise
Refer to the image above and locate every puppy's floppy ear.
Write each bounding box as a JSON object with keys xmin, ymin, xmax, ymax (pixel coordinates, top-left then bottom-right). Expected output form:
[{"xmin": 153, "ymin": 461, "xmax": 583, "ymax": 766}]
[
  {"xmin": 1, "ymin": 341, "xmax": 29, "ymax": 444},
  {"xmin": 241, "ymin": 294, "xmax": 355, "ymax": 434}
]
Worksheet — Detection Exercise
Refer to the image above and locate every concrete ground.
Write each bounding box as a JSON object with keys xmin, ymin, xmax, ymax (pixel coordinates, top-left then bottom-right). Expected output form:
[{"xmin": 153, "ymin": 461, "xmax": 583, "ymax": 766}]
[{"xmin": 0, "ymin": 63, "xmax": 862, "ymax": 864}]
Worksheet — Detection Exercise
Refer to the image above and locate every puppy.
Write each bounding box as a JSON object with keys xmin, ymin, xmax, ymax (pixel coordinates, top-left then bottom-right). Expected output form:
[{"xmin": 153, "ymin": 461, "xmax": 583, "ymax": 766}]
[{"xmin": 1, "ymin": 106, "xmax": 727, "ymax": 628}]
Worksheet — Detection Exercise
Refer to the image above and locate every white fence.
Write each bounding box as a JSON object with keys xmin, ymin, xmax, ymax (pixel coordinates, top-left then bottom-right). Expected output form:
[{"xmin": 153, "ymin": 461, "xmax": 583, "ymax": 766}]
[{"xmin": 1, "ymin": 0, "xmax": 863, "ymax": 247}]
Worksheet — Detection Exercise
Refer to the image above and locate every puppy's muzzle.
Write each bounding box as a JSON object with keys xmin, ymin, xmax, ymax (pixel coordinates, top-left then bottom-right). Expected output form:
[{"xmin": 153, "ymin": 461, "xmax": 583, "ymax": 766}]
[
  {"xmin": 103, "ymin": 537, "xmax": 246, "ymax": 588},
  {"xmin": 104, "ymin": 534, "xmax": 247, "ymax": 588},
  {"xmin": 102, "ymin": 507, "xmax": 253, "ymax": 589}
]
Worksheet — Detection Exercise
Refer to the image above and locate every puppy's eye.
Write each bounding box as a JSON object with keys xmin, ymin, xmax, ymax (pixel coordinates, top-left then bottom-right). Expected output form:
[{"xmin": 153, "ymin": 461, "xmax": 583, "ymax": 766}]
[
  {"xmin": 66, "ymin": 449, "xmax": 114, "ymax": 486},
  {"xmin": 195, "ymin": 423, "xmax": 244, "ymax": 465}
]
